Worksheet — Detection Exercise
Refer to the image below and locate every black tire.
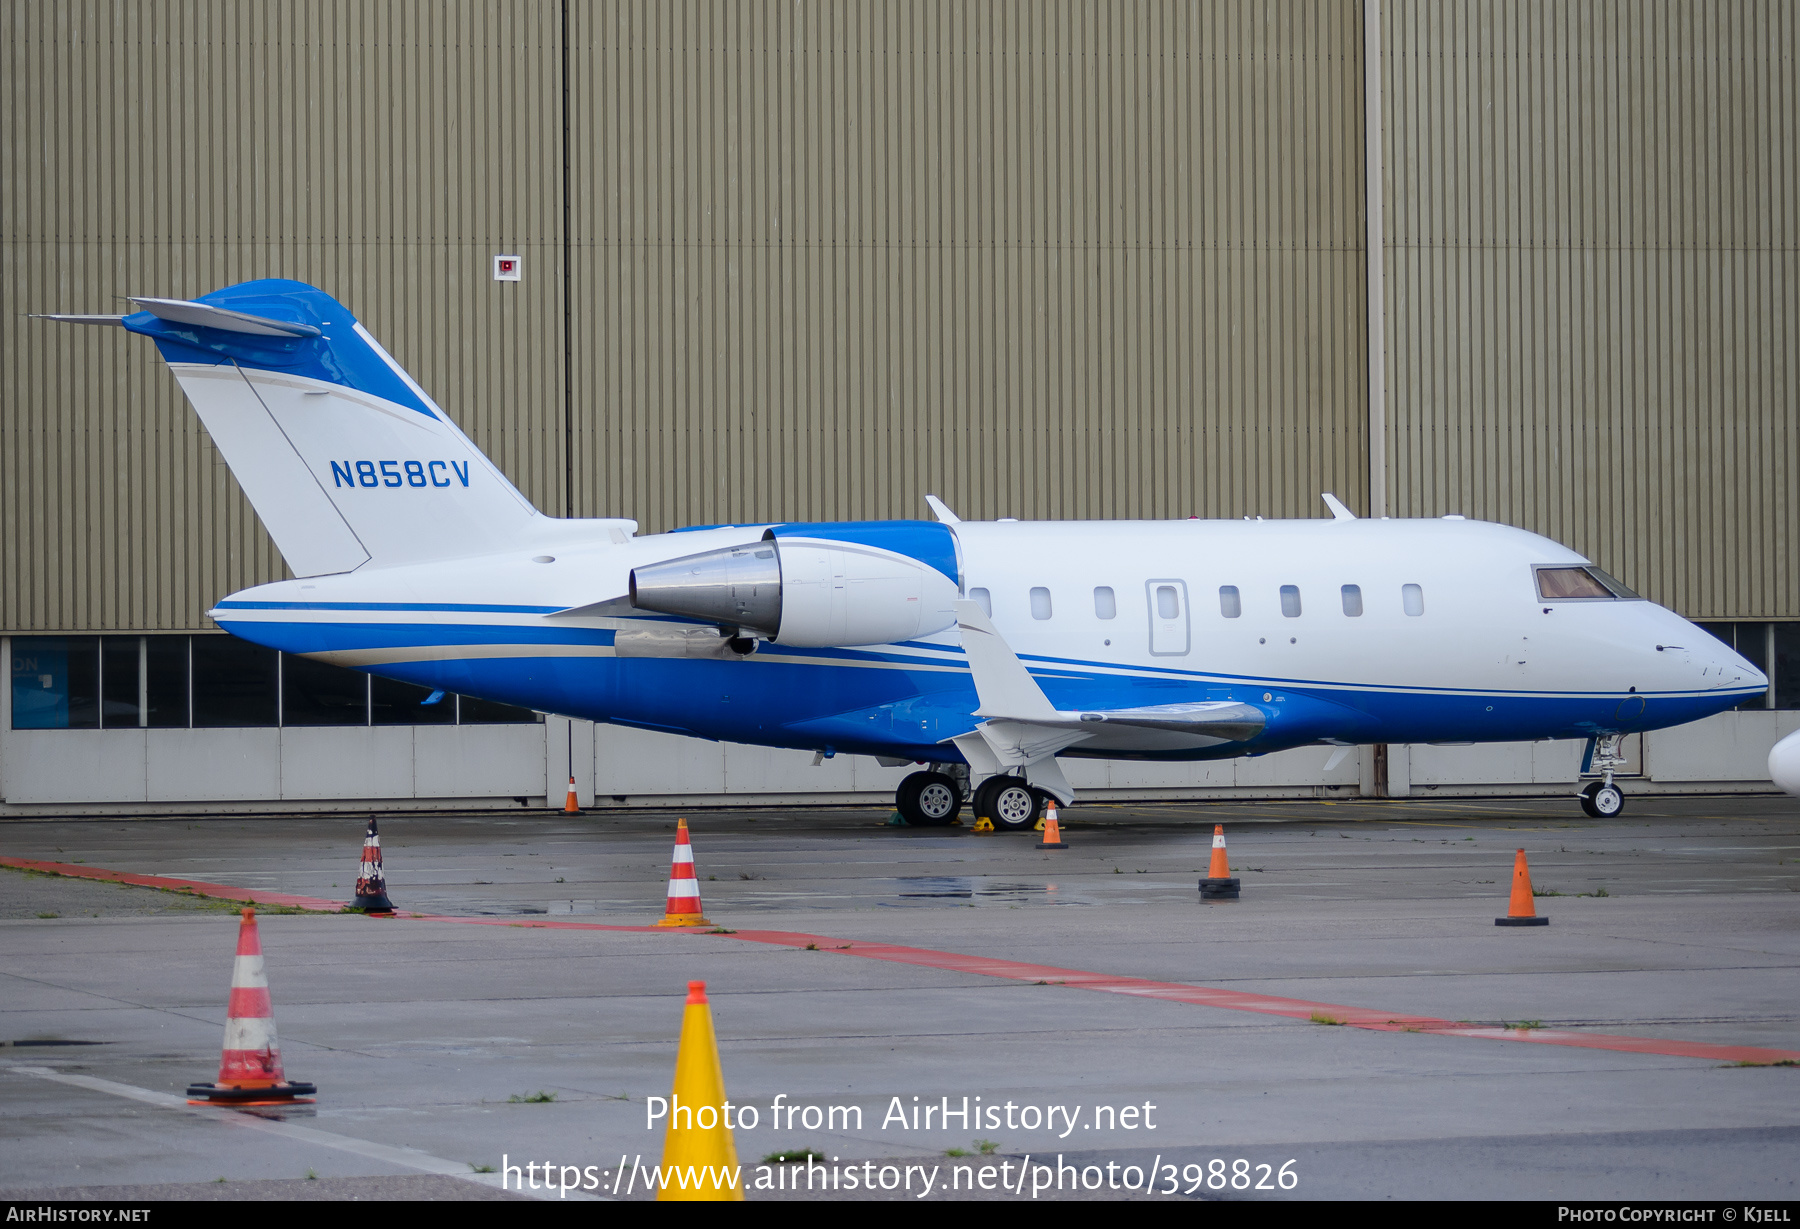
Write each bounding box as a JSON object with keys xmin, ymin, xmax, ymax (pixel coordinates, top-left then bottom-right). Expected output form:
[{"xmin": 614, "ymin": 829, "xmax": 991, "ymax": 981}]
[
  {"xmin": 1583, "ymin": 780, "xmax": 1625, "ymax": 818},
  {"xmin": 896, "ymin": 771, "xmax": 962, "ymax": 827},
  {"xmin": 976, "ymin": 776, "xmax": 1041, "ymax": 831}
]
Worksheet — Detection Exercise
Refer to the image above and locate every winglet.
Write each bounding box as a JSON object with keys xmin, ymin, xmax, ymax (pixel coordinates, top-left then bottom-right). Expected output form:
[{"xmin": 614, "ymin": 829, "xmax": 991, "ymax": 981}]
[
  {"xmin": 925, "ymin": 495, "xmax": 961, "ymax": 525},
  {"xmin": 954, "ymin": 600, "xmax": 1057, "ymax": 720},
  {"xmin": 1322, "ymin": 492, "xmax": 1356, "ymax": 521}
]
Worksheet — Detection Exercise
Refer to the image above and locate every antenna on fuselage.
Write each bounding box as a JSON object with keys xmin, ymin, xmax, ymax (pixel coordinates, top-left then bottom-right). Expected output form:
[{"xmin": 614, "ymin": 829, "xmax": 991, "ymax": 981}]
[{"xmin": 1321, "ymin": 493, "xmax": 1357, "ymax": 521}]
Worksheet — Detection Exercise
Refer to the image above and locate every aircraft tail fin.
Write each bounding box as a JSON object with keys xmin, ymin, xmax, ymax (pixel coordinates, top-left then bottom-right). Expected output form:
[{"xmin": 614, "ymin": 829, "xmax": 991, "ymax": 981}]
[{"xmin": 41, "ymin": 279, "xmax": 543, "ymax": 577}]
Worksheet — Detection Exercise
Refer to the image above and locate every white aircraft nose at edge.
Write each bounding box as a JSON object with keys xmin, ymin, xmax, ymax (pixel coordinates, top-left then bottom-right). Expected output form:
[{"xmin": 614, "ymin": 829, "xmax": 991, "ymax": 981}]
[{"xmin": 34, "ymin": 281, "xmax": 1773, "ymax": 825}]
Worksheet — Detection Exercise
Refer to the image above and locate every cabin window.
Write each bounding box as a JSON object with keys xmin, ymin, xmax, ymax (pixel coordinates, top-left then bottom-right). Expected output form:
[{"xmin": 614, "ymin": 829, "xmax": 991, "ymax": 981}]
[
  {"xmin": 1030, "ymin": 587, "xmax": 1053, "ymax": 620},
  {"xmin": 1219, "ymin": 586, "xmax": 1241, "ymax": 618},
  {"xmin": 1534, "ymin": 566, "xmax": 1641, "ymax": 601},
  {"xmin": 1341, "ymin": 584, "xmax": 1363, "ymax": 617},
  {"xmin": 1403, "ymin": 583, "xmax": 1425, "ymax": 616},
  {"xmin": 1156, "ymin": 585, "xmax": 1180, "ymax": 619},
  {"xmin": 1093, "ymin": 586, "xmax": 1117, "ymax": 619},
  {"xmin": 1280, "ymin": 585, "xmax": 1302, "ymax": 617},
  {"xmin": 969, "ymin": 587, "xmax": 992, "ymax": 616}
]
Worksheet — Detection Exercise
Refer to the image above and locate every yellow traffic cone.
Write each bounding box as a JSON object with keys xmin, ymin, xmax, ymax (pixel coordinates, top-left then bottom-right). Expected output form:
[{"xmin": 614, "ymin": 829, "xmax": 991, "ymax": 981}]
[{"xmin": 658, "ymin": 980, "xmax": 743, "ymax": 1201}]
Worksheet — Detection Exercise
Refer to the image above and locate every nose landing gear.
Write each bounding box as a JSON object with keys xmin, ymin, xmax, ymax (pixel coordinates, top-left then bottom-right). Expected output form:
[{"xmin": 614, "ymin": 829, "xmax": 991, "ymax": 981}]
[{"xmin": 1579, "ymin": 734, "xmax": 1627, "ymax": 818}]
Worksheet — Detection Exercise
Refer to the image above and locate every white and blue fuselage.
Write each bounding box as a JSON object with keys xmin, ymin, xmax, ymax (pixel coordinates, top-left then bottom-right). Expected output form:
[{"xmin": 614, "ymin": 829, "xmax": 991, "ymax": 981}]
[
  {"xmin": 209, "ymin": 515, "xmax": 1760, "ymax": 763},
  {"xmin": 37, "ymin": 279, "xmax": 1766, "ymax": 817}
]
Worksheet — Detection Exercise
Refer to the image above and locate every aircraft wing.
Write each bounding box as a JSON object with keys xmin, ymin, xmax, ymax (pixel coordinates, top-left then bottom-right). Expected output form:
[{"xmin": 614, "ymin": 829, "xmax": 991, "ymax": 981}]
[{"xmin": 949, "ymin": 601, "xmax": 1266, "ymax": 803}]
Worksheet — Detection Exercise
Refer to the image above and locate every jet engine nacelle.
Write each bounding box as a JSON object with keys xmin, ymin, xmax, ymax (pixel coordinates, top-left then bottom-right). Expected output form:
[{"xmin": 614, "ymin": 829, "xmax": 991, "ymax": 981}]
[{"xmin": 628, "ymin": 527, "xmax": 961, "ymax": 648}]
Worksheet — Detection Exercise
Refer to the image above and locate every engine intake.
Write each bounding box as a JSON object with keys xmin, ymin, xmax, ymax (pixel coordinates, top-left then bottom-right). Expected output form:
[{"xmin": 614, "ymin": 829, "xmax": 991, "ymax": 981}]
[{"xmin": 629, "ymin": 535, "xmax": 959, "ymax": 647}]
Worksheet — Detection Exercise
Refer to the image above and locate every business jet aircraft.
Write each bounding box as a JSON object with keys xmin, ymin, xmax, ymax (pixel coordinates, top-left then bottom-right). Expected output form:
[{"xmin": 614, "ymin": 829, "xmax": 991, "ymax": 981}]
[{"xmin": 37, "ymin": 280, "xmax": 1768, "ymax": 826}]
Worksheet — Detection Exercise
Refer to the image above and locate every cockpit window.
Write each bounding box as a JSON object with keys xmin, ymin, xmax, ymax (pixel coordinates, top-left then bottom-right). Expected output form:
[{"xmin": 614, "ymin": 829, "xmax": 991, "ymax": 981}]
[{"xmin": 1534, "ymin": 566, "xmax": 1643, "ymax": 601}]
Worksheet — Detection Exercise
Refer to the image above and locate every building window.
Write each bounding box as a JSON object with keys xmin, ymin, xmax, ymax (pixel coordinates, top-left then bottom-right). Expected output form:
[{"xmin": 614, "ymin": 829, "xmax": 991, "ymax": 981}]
[
  {"xmin": 1030, "ymin": 587, "xmax": 1053, "ymax": 620},
  {"xmin": 1093, "ymin": 586, "xmax": 1116, "ymax": 619},
  {"xmin": 9, "ymin": 637, "xmax": 98, "ymax": 729},
  {"xmin": 10, "ymin": 634, "xmax": 544, "ymax": 728},
  {"xmin": 1218, "ymin": 586, "xmax": 1241, "ymax": 618},
  {"xmin": 373, "ymin": 676, "xmax": 455, "ymax": 725},
  {"xmin": 1341, "ymin": 584, "xmax": 1363, "ymax": 617},
  {"xmin": 1403, "ymin": 583, "xmax": 1425, "ymax": 616},
  {"xmin": 1280, "ymin": 585, "xmax": 1302, "ymax": 618},
  {"xmin": 192, "ymin": 636, "xmax": 278, "ymax": 727},
  {"xmin": 1694, "ymin": 621, "xmax": 1797, "ymax": 710},
  {"xmin": 281, "ymin": 654, "xmax": 369, "ymax": 726}
]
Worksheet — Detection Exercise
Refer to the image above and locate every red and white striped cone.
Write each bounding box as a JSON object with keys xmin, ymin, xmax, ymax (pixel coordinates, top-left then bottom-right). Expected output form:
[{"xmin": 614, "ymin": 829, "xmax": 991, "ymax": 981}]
[
  {"xmin": 353, "ymin": 816, "xmax": 395, "ymax": 914},
  {"xmin": 1199, "ymin": 823, "xmax": 1240, "ymax": 900},
  {"xmin": 187, "ymin": 907, "xmax": 315, "ymax": 1103},
  {"xmin": 655, "ymin": 818, "xmax": 711, "ymax": 927}
]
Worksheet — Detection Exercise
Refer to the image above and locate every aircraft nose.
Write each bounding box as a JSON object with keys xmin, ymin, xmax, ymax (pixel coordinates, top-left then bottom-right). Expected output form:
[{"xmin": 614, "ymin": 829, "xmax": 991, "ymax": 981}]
[{"xmin": 1691, "ymin": 640, "xmax": 1766, "ymax": 693}]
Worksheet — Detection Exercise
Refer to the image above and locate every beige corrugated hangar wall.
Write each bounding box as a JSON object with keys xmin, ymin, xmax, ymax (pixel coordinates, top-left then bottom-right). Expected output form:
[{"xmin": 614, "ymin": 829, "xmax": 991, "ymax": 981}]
[{"xmin": 3, "ymin": 0, "xmax": 1794, "ymax": 629}]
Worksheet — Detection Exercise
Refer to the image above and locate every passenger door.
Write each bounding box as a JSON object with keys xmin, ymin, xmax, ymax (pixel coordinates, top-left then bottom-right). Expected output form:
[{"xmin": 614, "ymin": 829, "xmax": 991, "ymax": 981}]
[{"xmin": 1146, "ymin": 579, "xmax": 1190, "ymax": 656}]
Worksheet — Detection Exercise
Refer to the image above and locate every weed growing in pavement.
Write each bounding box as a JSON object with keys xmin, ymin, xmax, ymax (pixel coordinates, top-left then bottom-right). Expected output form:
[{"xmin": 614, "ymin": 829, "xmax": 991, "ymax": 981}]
[
  {"xmin": 975, "ymin": 1139, "xmax": 999, "ymax": 1155},
  {"xmin": 508, "ymin": 1091, "xmax": 556, "ymax": 1104},
  {"xmin": 1309, "ymin": 1014, "xmax": 1345, "ymax": 1026},
  {"xmin": 763, "ymin": 1150, "xmax": 825, "ymax": 1164},
  {"xmin": 470, "ymin": 1163, "xmax": 497, "ymax": 1173}
]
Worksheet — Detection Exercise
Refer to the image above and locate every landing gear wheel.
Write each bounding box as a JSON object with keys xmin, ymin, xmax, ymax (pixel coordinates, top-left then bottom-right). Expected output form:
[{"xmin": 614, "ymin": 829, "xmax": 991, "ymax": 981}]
[
  {"xmin": 976, "ymin": 777, "xmax": 1041, "ymax": 831},
  {"xmin": 896, "ymin": 771, "xmax": 962, "ymax": 827},
  {"xmin": 1580, "ymin": 780, "xmax": 1625, "ymax": 818}
]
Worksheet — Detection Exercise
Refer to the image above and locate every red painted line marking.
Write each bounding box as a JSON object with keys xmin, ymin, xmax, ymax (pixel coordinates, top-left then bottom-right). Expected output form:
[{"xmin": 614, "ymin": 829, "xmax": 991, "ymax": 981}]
[
  {"xmin": 0, "ymin": 857, "xmax": 344, "ymax": 912},
  {"xmin": 13, "ymin": 857, "xmax": 1797, "ymax": 1066}
]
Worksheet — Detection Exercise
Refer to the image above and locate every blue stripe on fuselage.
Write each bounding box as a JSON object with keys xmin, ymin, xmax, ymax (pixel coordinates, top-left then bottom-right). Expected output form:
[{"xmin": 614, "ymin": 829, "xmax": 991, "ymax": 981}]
[{"xmin": 215, "ymin": 615, "xmax": 1758, "ymax": 760}]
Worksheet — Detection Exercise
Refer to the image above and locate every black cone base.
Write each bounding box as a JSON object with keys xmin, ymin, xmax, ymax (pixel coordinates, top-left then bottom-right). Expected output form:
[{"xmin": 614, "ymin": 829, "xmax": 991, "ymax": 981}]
[
  {"xmin": 187, "ymin": 1080, "xmax": 317, "ymax": 1102},
  {"xmin": 1495, "ymin": 916, "xmax": 1549, "ymax": 926},
  {"xmin": 354, "ymin": 889, "xmax": 395, "ymax": 914},
  {"xmin": 1199, "ymin": 877, "xmax": 1241, "ymax": 900}
]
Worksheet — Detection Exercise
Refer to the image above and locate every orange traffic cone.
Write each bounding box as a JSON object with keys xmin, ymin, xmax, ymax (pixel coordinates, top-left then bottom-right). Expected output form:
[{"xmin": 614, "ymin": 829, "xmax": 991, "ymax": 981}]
[
  {"xmin": 658, "ymin": 981, "xmax": 743, "ymax": 1201},
  {"xmin": 563, "ymin": 776, "xmax": 581, "ymax": 814},
  {"xmin": 1495, "ymin": 849, "xmax": 1550, "ymax": 926},
  {"xmin": 1199, "ymin": 823, "xmax": 1240, "ymax": 900},
  {"xmin": 187, "ymin": 908, "xmax": 316, "ymax": 1104},
  {"xmin": 655, "ymin": 818, "xmax": 712, "ymax": 927},
  {"xmin": 1036, "ymin": 800, "xmax": 1068, "ymax": 850},
  {"xmin": 352, "ymin": 816, "xmax": 394, "ymax": 914}
]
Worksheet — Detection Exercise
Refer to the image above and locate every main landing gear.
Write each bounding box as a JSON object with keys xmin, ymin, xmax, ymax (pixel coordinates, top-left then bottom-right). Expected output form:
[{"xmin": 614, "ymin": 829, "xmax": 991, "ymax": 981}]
[
  {"xmin": 892, "ymin": 768, "xmax": 1052, "ymax": 831},
  {"xmin": 1579, "ymin": 734, "xmax": 1627, "ymax": 818},
  {"xmin": 974, "ymin": 775, "xmax": 1044, "ymax": 831},
  {"xmin": 895, "ymin": 768, "xmax": 965, "ymax": 827}
]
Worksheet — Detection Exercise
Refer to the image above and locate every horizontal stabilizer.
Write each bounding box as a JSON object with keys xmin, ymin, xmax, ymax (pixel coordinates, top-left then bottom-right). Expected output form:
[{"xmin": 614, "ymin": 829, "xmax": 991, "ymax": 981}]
[
  {"xmin": 30, "ymin": 313, "xmax": 127, "ymax": 327},
  {"xmin": 128, "ymin": 296, "xmax": 322, "ymax": 338}
]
